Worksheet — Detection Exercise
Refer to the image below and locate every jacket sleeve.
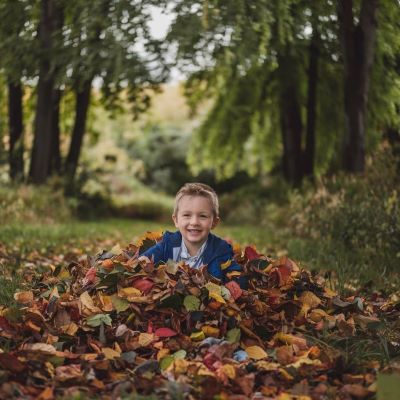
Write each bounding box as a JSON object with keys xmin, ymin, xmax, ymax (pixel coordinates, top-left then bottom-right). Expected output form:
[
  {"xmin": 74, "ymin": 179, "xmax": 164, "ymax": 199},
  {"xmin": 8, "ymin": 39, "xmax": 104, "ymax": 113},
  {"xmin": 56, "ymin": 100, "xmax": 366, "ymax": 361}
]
[{"xmin": 140, "ymin": 237, "xmax": 166, "ymax": 264}]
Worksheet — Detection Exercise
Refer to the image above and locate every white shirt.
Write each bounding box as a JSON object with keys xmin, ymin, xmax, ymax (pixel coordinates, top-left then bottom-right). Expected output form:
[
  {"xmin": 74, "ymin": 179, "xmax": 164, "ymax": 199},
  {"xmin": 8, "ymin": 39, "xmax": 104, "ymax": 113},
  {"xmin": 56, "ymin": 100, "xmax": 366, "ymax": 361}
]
[{"xmin": 172, "ymin": 239, "xmax": 207, "ymax": 269}]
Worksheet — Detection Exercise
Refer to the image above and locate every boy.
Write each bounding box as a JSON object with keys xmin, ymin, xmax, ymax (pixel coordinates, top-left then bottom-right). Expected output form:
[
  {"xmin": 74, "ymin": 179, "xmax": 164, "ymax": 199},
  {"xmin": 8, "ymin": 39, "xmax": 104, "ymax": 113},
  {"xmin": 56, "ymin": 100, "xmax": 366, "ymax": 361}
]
[{"xmin": 140, "ymin": 183, "xmax": 244, "ymax": 285}]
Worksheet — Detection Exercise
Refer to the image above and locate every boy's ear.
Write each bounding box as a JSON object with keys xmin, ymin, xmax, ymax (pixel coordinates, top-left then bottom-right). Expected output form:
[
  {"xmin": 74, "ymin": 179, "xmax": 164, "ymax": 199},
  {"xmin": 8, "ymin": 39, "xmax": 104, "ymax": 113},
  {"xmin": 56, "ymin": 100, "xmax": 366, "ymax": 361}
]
[
  {"xmin": 211, "ymin": 216, "xmax": 220, "ymax": 229},
  {"xmin": 172, "ymin": 214, "xmax": 179, "ymax": 228}
]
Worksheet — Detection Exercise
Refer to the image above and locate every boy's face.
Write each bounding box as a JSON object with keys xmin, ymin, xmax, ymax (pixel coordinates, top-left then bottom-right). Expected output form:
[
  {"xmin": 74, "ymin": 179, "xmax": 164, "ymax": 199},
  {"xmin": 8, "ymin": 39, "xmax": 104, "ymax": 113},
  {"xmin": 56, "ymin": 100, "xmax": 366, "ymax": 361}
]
[{"xmin": 172, "ymin": 195, "xmax": 219, "ymax": 251}]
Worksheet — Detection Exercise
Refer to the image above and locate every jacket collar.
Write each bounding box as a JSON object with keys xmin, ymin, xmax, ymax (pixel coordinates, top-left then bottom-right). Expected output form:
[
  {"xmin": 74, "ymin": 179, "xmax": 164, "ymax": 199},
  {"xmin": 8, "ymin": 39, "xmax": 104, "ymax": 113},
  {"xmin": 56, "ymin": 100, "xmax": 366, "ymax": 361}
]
[{"xmin": 167, "ymin": 230, "xmax": 224, "ymax": 263}]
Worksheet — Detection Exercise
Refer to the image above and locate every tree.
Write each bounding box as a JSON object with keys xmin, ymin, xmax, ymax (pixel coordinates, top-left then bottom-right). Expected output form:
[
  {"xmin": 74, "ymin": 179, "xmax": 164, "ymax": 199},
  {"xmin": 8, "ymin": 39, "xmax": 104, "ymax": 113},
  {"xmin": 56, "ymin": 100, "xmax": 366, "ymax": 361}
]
[
  {"xmin": 168, "ymin": 0, "xmax": 329, "ymax": 184},
  {"xmin": 338, "ymin": 0, "xmax": 379, "ymax": 173},
  {"xmin": 29, "ymin": 0, "xmax": 64, "ymax": 184},
  {"xmin": 63, "ymin": 0, "xmax": 168, "ymax": 184},
  {"xmin": 0, "ymin": 0, "xmax": 35, "ymax": 181}
]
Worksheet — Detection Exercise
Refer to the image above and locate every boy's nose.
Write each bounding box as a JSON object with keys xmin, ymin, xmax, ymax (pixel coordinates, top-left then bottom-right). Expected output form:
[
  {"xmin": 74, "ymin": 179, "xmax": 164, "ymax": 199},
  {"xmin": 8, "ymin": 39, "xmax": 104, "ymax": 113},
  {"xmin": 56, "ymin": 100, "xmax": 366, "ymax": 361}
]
[{"xmin": 190, "ymin": 215, "xmax": 200, "ymax": 224}]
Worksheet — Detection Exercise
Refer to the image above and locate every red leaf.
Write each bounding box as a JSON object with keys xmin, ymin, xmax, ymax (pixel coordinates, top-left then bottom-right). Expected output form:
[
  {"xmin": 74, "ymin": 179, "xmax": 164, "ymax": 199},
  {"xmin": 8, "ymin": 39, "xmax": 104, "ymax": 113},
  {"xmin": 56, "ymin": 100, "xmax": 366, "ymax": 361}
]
[
  {"xmin": 244, "ymin": 246, "xmax": 260, "ymax": 261},
  {"xmin": 225, "ymin": 281, "xmax": 242, "ymax": 300},
  {"xmin": 0, "ymin": 353, "xmax": 26, "ymax": 373},
  {"xmin": 154, "ymin": 327, "xmax": 178, "ymax": 337},
  {"xmin": 83, "ymin": 267, "xmax": 97, "ymax": 285},
  {"xmin": 132, "ymin": 278, "xmax": 154, "ymax": 294}
]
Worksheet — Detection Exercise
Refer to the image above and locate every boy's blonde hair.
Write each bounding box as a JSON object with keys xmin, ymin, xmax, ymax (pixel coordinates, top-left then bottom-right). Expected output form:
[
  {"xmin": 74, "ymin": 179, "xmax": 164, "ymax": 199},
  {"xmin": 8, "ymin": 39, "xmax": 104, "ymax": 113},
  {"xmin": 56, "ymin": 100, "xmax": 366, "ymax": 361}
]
[{"xmin": 174, "ymin": 183, "xmax": 219, "ymax": 218}]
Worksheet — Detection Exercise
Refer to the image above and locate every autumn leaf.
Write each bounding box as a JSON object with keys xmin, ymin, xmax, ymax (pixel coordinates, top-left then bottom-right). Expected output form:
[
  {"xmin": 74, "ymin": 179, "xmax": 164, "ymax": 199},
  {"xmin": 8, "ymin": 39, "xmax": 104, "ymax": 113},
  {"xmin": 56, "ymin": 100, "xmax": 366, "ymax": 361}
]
[
  {"xmin": 244, "ymin": 246, "xmax": 260, "ymax": 261},
  {"xmin": 183, "ymin": 295, "xmax": 201, "ymax": 311},
  {"xmin": 14, "ymin": 290, "xmax": 33, "ymax": 304},
  {"xmin": 225, "ymin": 281, "xmax": 242, "ymax": 300},
  {"xmin": 154, "ymin": 327, "xmax": 178, "ymax": 337},
  {"xmin": 246, "ymin": 345, "xmax": 268, "ymax": 360}
]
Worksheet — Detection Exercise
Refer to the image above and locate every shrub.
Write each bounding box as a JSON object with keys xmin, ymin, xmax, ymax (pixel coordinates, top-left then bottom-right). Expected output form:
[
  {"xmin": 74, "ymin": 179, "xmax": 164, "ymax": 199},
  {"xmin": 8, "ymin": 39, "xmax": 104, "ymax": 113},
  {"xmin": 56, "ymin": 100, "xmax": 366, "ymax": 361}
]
[
  {"xmin": 288, "ymin": 146, "xmax": 400, "ymax": 288},
  {"xmin": 0, "ymin": 182, "xmax": 74, "ymax": 224}
]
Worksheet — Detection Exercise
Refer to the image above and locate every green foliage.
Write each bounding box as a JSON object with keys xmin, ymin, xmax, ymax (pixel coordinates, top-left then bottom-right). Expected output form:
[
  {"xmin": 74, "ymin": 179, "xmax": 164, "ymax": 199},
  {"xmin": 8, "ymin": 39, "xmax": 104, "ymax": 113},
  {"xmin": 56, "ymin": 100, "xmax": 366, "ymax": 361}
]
[
  {"xmin": 0, "ymin": 183, "xmax": 74, "ymax": 224},
  {"xmin": 128, "ymin": 122, "xmax": 194, "ymax": 195},
  {"xmin": 0, "ymin": 273, "xmax": 21, "ymax": 306},
  {"xmin": 288, "ymin": 146, "xmax": 400, "ymax": 288}
]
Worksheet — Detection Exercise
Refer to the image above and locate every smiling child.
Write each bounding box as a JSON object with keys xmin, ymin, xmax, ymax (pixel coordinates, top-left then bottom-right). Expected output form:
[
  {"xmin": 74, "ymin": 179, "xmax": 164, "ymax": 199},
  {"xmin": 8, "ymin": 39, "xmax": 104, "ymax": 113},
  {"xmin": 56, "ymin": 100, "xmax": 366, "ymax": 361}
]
[{"xmin": 140, "ymin": 182, "xmax": 243, "ymax": 284}]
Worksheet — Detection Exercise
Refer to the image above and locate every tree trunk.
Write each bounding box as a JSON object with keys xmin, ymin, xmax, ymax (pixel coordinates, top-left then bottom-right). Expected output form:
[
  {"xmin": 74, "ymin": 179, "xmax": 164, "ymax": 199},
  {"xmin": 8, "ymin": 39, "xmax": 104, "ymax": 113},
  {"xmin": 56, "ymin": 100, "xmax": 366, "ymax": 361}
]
[
  {"xmin": 8, "ymin": 80, "xmax": 24, "ymax": 181},
  {"xmin": 48, "ymin": 88, "xmax": 62, "ymax": 175},
  {"xmin": 65, "ymin": 79, "xmax": 93, "ymax": 181},
  {"xmin": 303, "ymin": 28, "xmax": 319, "ymax": 179},
  {"xmin": 29, "ymin": 0, "xmax": 63, "ymax": 184},
  {"xmin": 338, "ymin": 0, "xmax": 379, "ymax": 173},
  {"xmin": 278, "ymin": 49, "xmax": 303, "ymax": 186}
]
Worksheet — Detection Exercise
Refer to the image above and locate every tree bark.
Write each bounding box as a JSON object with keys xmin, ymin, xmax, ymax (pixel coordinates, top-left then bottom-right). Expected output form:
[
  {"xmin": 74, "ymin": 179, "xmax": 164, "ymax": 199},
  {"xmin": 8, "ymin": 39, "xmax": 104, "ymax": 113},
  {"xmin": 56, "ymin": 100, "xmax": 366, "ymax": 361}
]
[
  {"xmin": 48, "ymin": 88, "xmax": 62, "ymax": 175},
  {"xmin": 278, "ymin": 49, "xmax": 303, "ymax": 186},
  {"xmin": 338, "ymin": 0, "xmax": 379, "ymax": 173},
  {"xmin": 65, "ymin": 79, "xmax": 93, "ymax": 181},
  {"xmin": 29, "ymin": 0, "xmax": 63, "ymax": 184},
  {"xmin": 303, "ymin": 28, "xmax": 319, "ymax": 179},
  {"xmin": 8, "ymin": 81, "xmax": 24, "ymax": 181}
]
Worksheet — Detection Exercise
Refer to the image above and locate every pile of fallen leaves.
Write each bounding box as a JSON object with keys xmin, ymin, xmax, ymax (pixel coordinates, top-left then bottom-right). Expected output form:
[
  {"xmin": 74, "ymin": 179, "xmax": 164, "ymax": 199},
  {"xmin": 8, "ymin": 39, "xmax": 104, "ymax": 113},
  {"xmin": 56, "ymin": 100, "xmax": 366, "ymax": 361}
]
[{"xmin": 0, "ymin": 232, "xmax": 399, "ymax": 400}]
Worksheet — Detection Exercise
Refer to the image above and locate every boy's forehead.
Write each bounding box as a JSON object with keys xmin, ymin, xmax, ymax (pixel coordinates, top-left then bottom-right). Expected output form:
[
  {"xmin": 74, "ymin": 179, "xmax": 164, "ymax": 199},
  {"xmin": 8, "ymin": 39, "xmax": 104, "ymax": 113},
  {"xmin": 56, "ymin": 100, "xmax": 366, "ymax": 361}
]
[{"xmin": 177, "ymin": 195, "xmax": 213, "ymax": 210}]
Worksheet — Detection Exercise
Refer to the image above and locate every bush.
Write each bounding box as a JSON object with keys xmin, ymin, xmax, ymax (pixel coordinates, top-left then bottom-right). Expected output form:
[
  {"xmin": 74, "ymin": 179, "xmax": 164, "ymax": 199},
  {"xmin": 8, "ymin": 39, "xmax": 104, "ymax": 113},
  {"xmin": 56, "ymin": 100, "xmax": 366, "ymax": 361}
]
[
  {"xmin": 0, "ymin": 182, "xmax": 74, "ymax": 224},
  {"xmin": 288, "ymin": 146, "xmax": 400, "ymax": 289}
]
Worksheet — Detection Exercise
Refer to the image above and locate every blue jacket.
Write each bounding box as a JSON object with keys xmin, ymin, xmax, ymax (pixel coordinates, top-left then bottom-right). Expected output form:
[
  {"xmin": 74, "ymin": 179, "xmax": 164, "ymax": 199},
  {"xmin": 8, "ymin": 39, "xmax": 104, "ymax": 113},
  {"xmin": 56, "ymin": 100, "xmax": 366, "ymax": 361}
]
[{"xmin": 141, "ymin": 231, "xmax": 242, "ymax": 283}]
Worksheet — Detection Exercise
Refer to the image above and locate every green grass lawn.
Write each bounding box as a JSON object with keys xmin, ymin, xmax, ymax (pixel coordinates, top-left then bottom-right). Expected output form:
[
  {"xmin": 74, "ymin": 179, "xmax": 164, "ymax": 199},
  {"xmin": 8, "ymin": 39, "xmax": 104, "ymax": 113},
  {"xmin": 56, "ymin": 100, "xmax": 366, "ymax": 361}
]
[{"xmin": 0, "ymin": 218, "xmax": 283, "ymax": 256}]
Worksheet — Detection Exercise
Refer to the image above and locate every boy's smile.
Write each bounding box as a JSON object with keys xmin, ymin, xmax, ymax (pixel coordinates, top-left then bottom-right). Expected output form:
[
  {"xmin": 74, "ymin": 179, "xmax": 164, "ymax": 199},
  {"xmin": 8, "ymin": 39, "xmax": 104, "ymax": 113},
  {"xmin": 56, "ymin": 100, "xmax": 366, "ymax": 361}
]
[{"xmin": 172, "ymin": 195, "xmax": 219, "ymax": 256}]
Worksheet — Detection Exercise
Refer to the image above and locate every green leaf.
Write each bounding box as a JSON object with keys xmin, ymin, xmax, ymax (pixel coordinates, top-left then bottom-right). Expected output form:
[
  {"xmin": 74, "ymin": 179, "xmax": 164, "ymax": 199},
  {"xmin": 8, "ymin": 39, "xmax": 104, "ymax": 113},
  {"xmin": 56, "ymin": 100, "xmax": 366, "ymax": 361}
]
[
  {"xmin": 159, "ymin": 355, "xmax": 174, "ymax": 370},
  {"xmin": 173, "ymin": 350, "xmax": 187, "ymax": 360},
  {"xmin": 86, "ymin": 313, "xmax": 112, "ymax": 327},
  {"xmin": 183, "ymin": 295, "xmax": 200, "ymax": 312},
  {"xmin": 226, "ymin": 328, "xmax": 241, "ymax": 343},
  {"xmin": 378, "ymin": 373, "xmax": 400, "ymax": 400},
  {"xmin": 111, "ymin": 294, "xmax": 130, "ymax": 312}
]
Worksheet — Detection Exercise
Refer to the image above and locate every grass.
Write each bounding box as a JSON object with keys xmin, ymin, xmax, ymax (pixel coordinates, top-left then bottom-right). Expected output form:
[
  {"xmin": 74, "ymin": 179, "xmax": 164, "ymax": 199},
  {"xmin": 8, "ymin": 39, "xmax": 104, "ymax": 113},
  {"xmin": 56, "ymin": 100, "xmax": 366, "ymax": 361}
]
[
  {"xmin": 0, "ymin": 218, "xmax": 280, "ymax": 272},
  {"xmin": 0, "ymin": 218, "xmax": 280, "ymax": 307}
]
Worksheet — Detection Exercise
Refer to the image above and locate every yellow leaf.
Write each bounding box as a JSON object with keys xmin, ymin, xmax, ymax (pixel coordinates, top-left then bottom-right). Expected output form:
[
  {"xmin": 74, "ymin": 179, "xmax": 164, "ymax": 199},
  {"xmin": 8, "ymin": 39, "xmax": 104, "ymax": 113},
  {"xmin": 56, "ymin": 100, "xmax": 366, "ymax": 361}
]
[
  {"xmin": 118, "ymin": 287, "xmax": 142, "ymax": 298},
  {"xmin": 278, "ymin": 368, "xmax": 294, "ymax": 381},
  {"xmin": 287, "ymin": 357, "xmax": 322, "ymax": 369},
  {"xmin": 309, "ymin": 308, "xmax": 329, "ymax": 323},
  {"xmin": 102, "ymin": 347, "xmax": 121, "ymax": 360},
  {"xmin": 205, "ymin": 282, "xmax": 222, "ymax": 295},
  {"xmin": 221, "ymin": 364, "xmax": 236, "ymax": 379},
  {"xmin": 60, "ymin": 322, "xmax": 79, "ymax": 336},
  {"xmin": 299, "ymin": 291, "xmax": 321, "ymax": 315},
  {"xmin": 98, "ymin": 294, "xmax": 113, "ymax": 312},
  {"xmin": 209, "ymin": 292, "xmax": 226, "ymax": 304},
  {"xmin": 255, "ymin": 360, "xmax": 281, "ymax": 371},
  {"xmin": 226, "ymin": 271, "xmax": 241, "ymax": 279},
  {"xmin": 173, "ymin": 358, "xmax": 189, "ymax": 374},
  {"xmin": 220, "ymin": 259, "xmax": 232, "ymax": 270},
  {"xmin": 58, "ymin": 268, "xmax": 71, "ymax": 280},
  {"xmin": 201, "ymin": 325, "xmax": 220, "ymax": 337},
  {"xmin": 157, "ymin": 348, "xmax": 170, "ymax": 361},
  {"xmin": 274, "ymin": 333, "xmax": 308, "ymax": 350},
  {"xmin": 138, "ymin": 332, "xmax": 155, "ymax": 347},
  {"xmin": 324, "ymin": 287, "xmax": 337, "ymax": 298},
  {"xmin": 190, "ymin": 331, "xmax": 205, "ymax": 341},
  {"xmin": 246, "ymin": 345, "xmax": 268, "ymax": 360},
  {"xmin": 80, "ymin": 291, "xmax": 101, "ymax": 315}
]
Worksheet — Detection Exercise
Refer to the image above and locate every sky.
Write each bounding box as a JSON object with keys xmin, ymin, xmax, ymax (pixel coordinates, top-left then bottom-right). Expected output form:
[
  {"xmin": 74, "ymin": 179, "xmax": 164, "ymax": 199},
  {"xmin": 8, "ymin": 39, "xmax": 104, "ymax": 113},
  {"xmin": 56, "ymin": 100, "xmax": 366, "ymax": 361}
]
[{"xmin": 149, "ymin": 6, "xmax": 183, "ymax": 83}]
